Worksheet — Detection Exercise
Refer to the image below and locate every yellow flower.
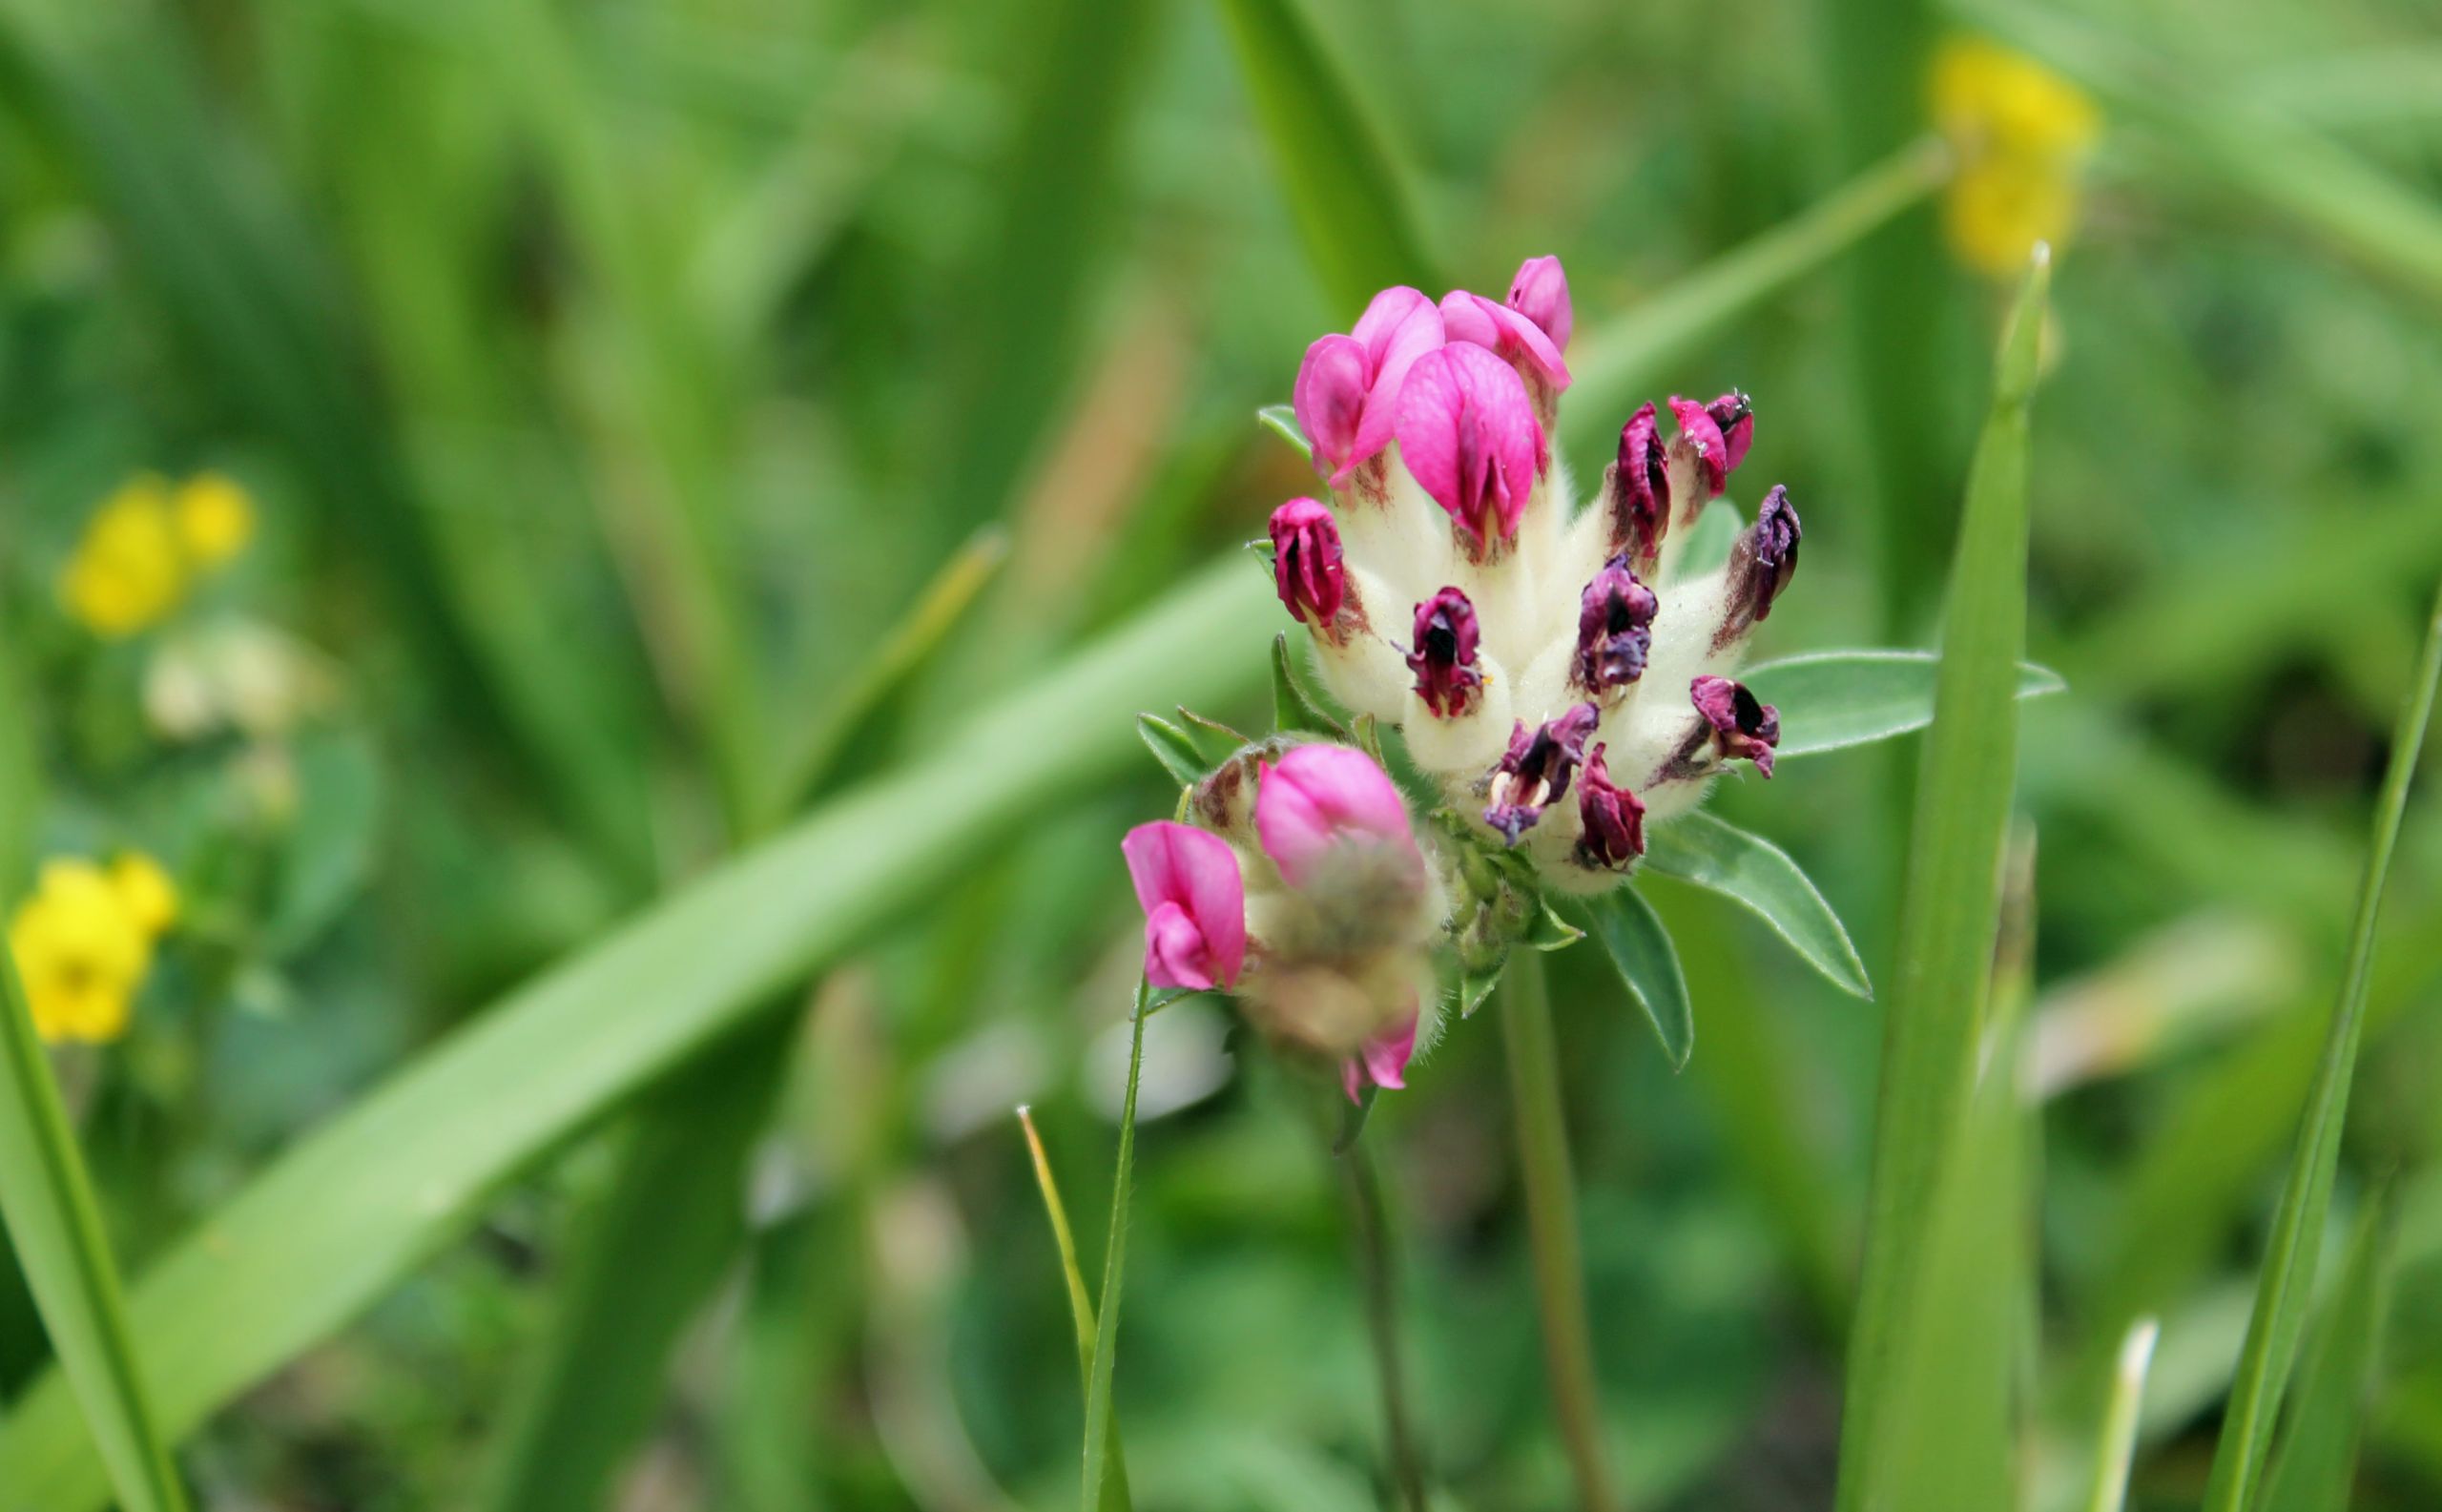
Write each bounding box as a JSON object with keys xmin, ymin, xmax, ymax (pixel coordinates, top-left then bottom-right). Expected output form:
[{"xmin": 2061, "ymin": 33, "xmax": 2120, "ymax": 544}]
[
  {"xmin": 7, "ymin": 855, "xmax": 178, "ymax": 1046},
  {"xmin": 1931, "ymin": 36, "xmax": 2101, "ymax": 278},
  {"xmin": 60, "ymin": 477, "xmax": 189, "ymax": 639},
  {"xmin": 173, "ymin": 472, "xmax": 256, "ymax": 570}
]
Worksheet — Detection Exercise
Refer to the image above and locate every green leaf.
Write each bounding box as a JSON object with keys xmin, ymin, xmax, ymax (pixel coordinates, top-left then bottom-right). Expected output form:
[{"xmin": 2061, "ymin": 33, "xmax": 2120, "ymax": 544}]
[
  {"xmin": 2200, "ymin": 584, "xmax": 2442, "ymax": 1512},
  {"xmin": 1572, "ymin": 886, "xmax": 1694, "ymax": 1070},
  {"xmin": 1272, "ymin": 634, "xmax": 1342, "ymax": 737},
  {"xmin": 0, "ymin": 931, "xmax": 189, "ymax": 1512},
  {"xmin": 1212, "ymin": 0, "xmax": 1438, "ymax": 314},
  {"xmin": 1834, "ymin": 249, "xmax": 2051, "ymax": 1512},
  {"xmin": 1018, "ymin": 1109, "xmax": 1131, "ymax": 1511},
  {"xmin": 2258, "ymin": 1196, "xmax": 2395, "ymax": 1512},
  {"xmin": 1641, "ymin": 812, "xmax": 1871, "ymax": 999},
  {"xmin": 1257, "ymin": 404, "xmax": 1314, "ymax": 460},
  {"xmin": 1524, "ymin": 901, "xmax": 1583, "ymax": 952},
  {"xmin": 1672, "ymin": 499, "xmax": 1745, "ymax": 583},
  {"xmin": 1739, "ymin": 651, "xmax": 2066, "ymax": 761},
  {"xmin": 1081, "ymin": 980, "xmax": 1150, "ymax": 1512},
  {"xmin": 1137, "ymin": 715, "xmax": 1211, "ymax": 790},
  {"xmin": 0, "ymin": 558, "xmax": 1275, "ymax": 1512}
]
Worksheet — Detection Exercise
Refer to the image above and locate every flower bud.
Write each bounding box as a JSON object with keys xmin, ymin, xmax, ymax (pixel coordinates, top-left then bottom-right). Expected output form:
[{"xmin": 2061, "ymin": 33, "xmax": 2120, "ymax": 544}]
[
  {"xmin": 1727, "ymin": 485, "xmax": 1801, "ymax": 628},
  {"xmin": 1270, "ymin": 497, "xmax": 1347, "ymax": 630},
  {"xmin": 1574, "ymin": 744, "xmax": 1646, "ymax": 870},
  {"xmin": 1690, "ymin": 675, "xmax": 1781, "ymax": 778},
  {"xmin": 1669, "ymin": 395, "xmax": 1729, "ymax": 502},
  {"xmin": 1606, "ymin": 403, "xmax": 1669, "ymax": 571},
  {"xmin": 1406, "ymin": 587, "xmax": 1483, "ymax": 718},
  {"xmin": 1706, "ymin": 389, "xmax": 1754, "ymax": 474},
  {"xmin": 1438, "ymin": 290, "xmax": 1571, "ymax": 415},
  {"xmin": 1570, "ymin": 553, "xmax": 1660, "ymax": 698},
  {"xmin": 1505, "ymin": 255, "xmax": 1573, "ymax": 350},
  {"xmin": 1122, "ymin": 821, "xmax": 1248, "ymax": 989},
  {"xmin": 1293, "ymin": 286, "xmax": 1445, "ymax": 491},
  {"xmin": 1256, "ymin": 744, "xmax": 1422, "ymax": 889},
  {"xmin": 1395, "ymin": 342, "xmax": 1546, "ymax": 559},
  {"xmin": 1482, "ymin": 702, "xmax": 1599, "ymax": 844}
]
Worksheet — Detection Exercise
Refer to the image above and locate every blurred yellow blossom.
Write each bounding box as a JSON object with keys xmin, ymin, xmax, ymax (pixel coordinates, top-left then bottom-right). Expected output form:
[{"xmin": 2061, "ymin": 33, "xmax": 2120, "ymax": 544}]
[
  {"xmin": 60, "ymin": 476, "xmax": 187, "ymax": 638},
  {"xmin": 1932, "ymin": 36, "xmax": 2101, "ymax": 278},
  {"xmin": 7, "ymin": 854, "xmax": 179, "ymax": 1045},
  {"xmin": 174, "ymin": 472, "xmax": 257, "ymax": 569}
]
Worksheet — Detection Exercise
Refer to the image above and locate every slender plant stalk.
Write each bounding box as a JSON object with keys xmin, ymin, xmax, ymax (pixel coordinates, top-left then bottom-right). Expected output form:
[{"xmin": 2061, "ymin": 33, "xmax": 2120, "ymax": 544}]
[
  {"xmin": 1500, "ymin": 947, "xmax": 1613, "ymax": 1512},
  {"xmin": 2085, "ymin": 1317, "xmax": 2159, "ymax": 1512},
  {"xmin": 1342, "ymin": 1139, "xmax": 1428, "ymax": 1512},
  {"xmin": 1079, "ymin": 978, "xmax": 1149, "ymax": 1512}
]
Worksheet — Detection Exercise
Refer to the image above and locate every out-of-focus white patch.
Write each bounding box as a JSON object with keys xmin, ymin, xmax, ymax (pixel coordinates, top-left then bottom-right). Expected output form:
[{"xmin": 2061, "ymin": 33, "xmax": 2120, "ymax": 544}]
[
  {"xmin": 1086, "ymin": 997, "xmax": 1234, "ymax": 1123},
  {"xmin": 918, "ymin": 1018, "xmax": 1050, "ymax": 1144},
  {"xmin": 145, "ymin": 618, "xmax": 339, "ymax": 741}
]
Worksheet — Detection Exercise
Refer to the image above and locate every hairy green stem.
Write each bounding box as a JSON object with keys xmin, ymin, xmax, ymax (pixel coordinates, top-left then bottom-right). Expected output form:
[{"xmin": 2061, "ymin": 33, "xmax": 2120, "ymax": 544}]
[
  {"xmin": 1342, "ymin": 1140, "xmax": 1427, "ymax": 1512},
  {"xmin": 1500, "ymin": 948, "xmax": 1612, "ymax": 1512}
]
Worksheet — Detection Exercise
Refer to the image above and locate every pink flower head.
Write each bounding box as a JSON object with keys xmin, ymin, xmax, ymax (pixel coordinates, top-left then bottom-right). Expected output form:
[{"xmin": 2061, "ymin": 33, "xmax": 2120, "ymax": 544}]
[
  {"xmin": 1340, "ymin": 1007, "xmax": 1419, "ymax": 1104},
  {"xmin": 1706, "ymin": 389, "xmax": 1755, "ymax": 474},
  {"xmin": 1269, "ymin": 497, "xmax": 1346, "ymax": 628},
  {"xmin": 1394, "ymin": 342, "xmax": 1546, "ymax": 555},
  {"xmin": 1575, "ymin": 743, "xmax": 1646, "ymax": 870},
  {"xmin": 1293, "ymin": 286, "xmax": 1445, "ymax": 489},
  {"xmin": 1482, "ymin": 702, "xmax": 1600, "ymax": 844},
  {"xmin": 1669, "ymin": 396, "xmax": 1731, "ymax": 500},
  {"xmin": 1729, "ymin": 485, "xmax": 1802, "ymax": 625},
  {"xmin": 1255, "ymin": 744, "xmax": 1421, "ymax": 888},
  {"xmin": 1611, "ymin": 403, "xmax": 1669, "ymax": 567},
  {"xmin": 1438, "ymin": 290, "xmax": 1570, "ymax": 396},
  {"xmin": 1406, "ymin": 587, "xmax": 1483, "ymax": 718},
  {"xmin": 1691, "ymin": 675, "xmax": 1782, "ymax": 778},
  {"xmin": 1506, "ymin": 255, "xmax": 1573, "ymax": 351},
  {"xmin": 1122, "ymin": 821, "xmax": 1247, "ymax": 990},
  {"xmin": 1571, "ymin": 553, "xmax": 1659, "ymax": 695}
]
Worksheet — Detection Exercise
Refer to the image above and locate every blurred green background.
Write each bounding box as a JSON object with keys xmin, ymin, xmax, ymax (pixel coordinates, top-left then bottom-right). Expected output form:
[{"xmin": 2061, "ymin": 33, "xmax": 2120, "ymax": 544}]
[{"xmin": 3, "ymin": 0, "xmax": 2442, "ymax": 1506}]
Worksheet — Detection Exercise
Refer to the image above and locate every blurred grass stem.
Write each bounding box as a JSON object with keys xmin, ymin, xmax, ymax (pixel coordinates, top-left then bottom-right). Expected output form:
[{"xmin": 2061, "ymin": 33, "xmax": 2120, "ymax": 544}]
[
  {"xmin": 1343, "ymin": 1140, "xmax": 1427, "ymax": 1512},
  {"xmin": 1500, "ymin": 948, "xmax": 1613, "ymax": 1512}
]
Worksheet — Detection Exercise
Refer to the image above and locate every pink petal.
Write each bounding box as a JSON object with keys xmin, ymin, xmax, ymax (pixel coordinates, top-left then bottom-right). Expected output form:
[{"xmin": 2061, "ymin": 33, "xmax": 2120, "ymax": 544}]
[
  {"xmin": 1354, "ymin": 294, "xmax": 1447, "ymax": 466},
  {"xmin": 1121, "ymin": 821, "xmax": 1246, "ymax": 985},
  {"xmin": 1669, "ymin": 396, "xmax": 1728, "ymax": 497},
  {"xmin": 1438, "ymin": 290, "xmax": 1570, "ymax": 392},
  {"xmin": 1350, "ymin": 285, "xmax": 1437, "ymax": 360},
  {"xmin": 1342, "ymin": 1008, "xmax": 1419, "ymax": 1103},
  {"xmin": 1254, "ymin": 744, "xmax": 1418, "ymax": 887},
  {"xmin": 1506, "ymin": 255, "xmax": 1573, "ymax": 350},
  {"xmin": 1293, "ymin": 335, "xmax": 1369, "ymax": 487},
  {"xmin": 1142, "ymin": 901, "xmax": 1215, "ymax": 990},
  {"xmin": 1393, "ymin": 343, "xmax": 1544, "ymax": 550}
]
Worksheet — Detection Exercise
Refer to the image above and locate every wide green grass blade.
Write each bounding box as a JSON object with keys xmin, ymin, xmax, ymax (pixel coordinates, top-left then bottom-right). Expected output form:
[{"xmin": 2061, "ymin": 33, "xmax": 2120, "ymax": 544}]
[
  {"xmin": 1560, "ymin": 138, "xmax": 1951, "ymax": 471},
  {"xmin": 0, "ymin": 939, "xmax": 189, "ymax": 1512},
  {"xmin": 2085, "ymin": 1319, "xmax": 2160, "ymax": 1512},
  {"xmin": 1572, "ymin": 885, "xmax": 1695, "ymax": 1070},
  {"xmin": 1080, "ymin": 980, "xmax": 1150, "ymax": 1512},
  {"xmin": 1019, "ymin": 1108, "xmax": 1131, "ymax": 1511},
  {"xmin": 1834, "ymin": 248, "xmax": 2051, "ymax": 1512},
  {"xmin": 0, "ymin": 559, "xmax": 1273, "ymax": 1512},
  {"xmin": 1740, "ymin": 651, "xmax": 2066, "ymax": 760},
  {"xmin": 1213, "ymin": 0, "xmax": 1439, "ymax": 313},
  {"xmin": 2257, "ymin": 1196, "xmax": 2394, "ymax": 1512},
  {"xmin": 1641, "ymin": 811, "xmax": 1872, "ymax": 999},
  {"xmin": 2199, "ymin": 582, "xmax": 2442, "ymax": 1512}
]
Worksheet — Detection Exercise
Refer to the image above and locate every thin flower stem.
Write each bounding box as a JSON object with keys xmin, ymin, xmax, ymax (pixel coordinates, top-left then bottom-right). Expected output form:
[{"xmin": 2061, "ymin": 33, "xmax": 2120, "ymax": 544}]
[
  {"xmin": 1342, "ymin": 1138, "xmax": 1429, "ymax": 1512},
  {"xmin": 1500, "ymin": 947, "xmax": 1613, "ymax": 1512}
]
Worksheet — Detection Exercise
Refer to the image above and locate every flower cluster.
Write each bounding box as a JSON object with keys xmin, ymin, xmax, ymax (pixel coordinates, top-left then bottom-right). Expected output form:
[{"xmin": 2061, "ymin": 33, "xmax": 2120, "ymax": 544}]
[
  {"xmin": 61, "ymin": 472, "xmax": 258, "ymax": 639},
  {"xmin": 8, "ymin": 854, "xmax": 179, "ymax": 1045},
  {"xmin": 1932, "ymin": 36, "xmax": 2101, "ymax": 278},
  {"xmin": 1273, "ymin": 257, "xmax": 1792, "ymax": 894}
]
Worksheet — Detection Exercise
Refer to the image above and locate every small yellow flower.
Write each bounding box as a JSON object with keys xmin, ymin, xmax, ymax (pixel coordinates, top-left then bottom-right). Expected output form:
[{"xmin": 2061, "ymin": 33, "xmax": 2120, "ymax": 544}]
[
  {"xmin": 60, "ymin": 477, "xmax": 188, "ymax": 639},
  {"xmin": 1932, "ymin": 36, "xmax": 2101, "ymax": 278},
  {"xmin": 173, "ymin": 472, "xmax": 256, "ymax": 570},
  {"xmin": 7, "ymin": 855, "xmax": 178, "ymax": 1046}
]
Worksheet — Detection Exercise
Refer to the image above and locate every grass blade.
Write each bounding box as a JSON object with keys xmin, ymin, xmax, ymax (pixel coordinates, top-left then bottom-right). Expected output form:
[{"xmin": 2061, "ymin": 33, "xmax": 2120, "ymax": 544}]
[
  {"xmin": 1573, "ymin": 885, "xmax": 1695, "ymax": 1070},
  {"xmin": 1080, "ymin": 980, "xmax": 1150, "ymax": 1512},
  {"xmin": 2199, "ymin": 581, "xmax": 2442, "ymax": 1512},
  {"xmin": 2085, "ymin": 1318, "xmax": 2160, "ymax": 1512},
  {"xmin": 2258, "ymin": 1195, "xmax": 2395, "ymax": 1512},
  {"xmin": 1213, "ymin": 0, "xmax": 1439, "ymax": 313},
  {"xmin": 1641, "ymin": 811, "xmax": 1872, "ymax": 999},
  {"xmin": 0, "ymin": 937, "xmax": 188, "ymax": 1512},
  {"xmin": 1019, "ymin": 1108, "xmax": 1133, "ymax": 1511},
  {"xmin": 1834, "ymin": 247, "xmax": 2051, "ymax": 1512},
  {"xmin": 1740, "ymin": 651, "xmax": 2066, "ymax": 760},
  {"xmin": 0, "ymin": 559, "xmax": 1273, "ymax": 1512}
]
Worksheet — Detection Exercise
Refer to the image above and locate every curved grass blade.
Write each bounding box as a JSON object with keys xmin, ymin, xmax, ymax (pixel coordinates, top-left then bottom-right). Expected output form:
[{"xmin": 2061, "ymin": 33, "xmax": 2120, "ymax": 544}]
[
  {"xmin": 1834, "ymin": 248, "xmax": 2051, "ymax": 1512},
  {"xmin": 2258, "ymin": 1195, "xmax": 2395, "ymax": 1512},
  {"xmin": 0, "ymin": 943, "xmax": 189, "ymax": 1512},
  {"xmin": 2199, "ymin": 582, "xmax": 2442, "ymax": 1512},
  {"xmin": 1572, "ymin": 885, "xmax": 1694, "ymax": 1070},
  {"xmin": 2085, "ymin": 1318, "xmax": 2160, "ymax": 1512},
  {"xmin": 1212, "ymin": 0, "xmax": 1438, "ymax": 313},
  {"xmin": 0, "ymin": 560, "xmax": 1274, "ymax": 1512},
  {"xmin": 1080, "ymin": 981, "xmax": 1150, "ymax": 1512},
  {"xmin": 1641, "ymin": 812, "xmax": 1872, "ymax": 999},
  {"xmin": 1741, "ymin": 651, "xmax": 2065, "ymax": 760},
  {"xmin": 1019, "ymin": 1108, "xmax": 1132, "ymax": 1512}
]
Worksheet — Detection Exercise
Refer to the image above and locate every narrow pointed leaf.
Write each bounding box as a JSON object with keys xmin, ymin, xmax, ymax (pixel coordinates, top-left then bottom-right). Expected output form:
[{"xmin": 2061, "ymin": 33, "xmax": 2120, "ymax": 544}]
[
  {"xmin": 1138, "ymin": 715, "xmax": 1211, "ymax": 790},
  {"xmin": 1273, "ymin": 634, "xmax": 1342, "ymax": 737},
  {"xmin": 1257, "ymin": 404, "xmax": 1314, "ymax": 460},
  {"xmin": 2083, "ymin": 1319, "xmax": 2160, "ymax": 1512},
  {"xmin": 1018, "ymin": 1110, "xmax": 1131, "ymax": 1511},
  {"xmin": 2258, "ymin": 1196, "xmax": 2395, "ymax": 1512},
  {"xmin": 1835, "ymin": 249, "xmax": 2051, "ymax": 1512},
  {"xmin": 1641, "ymin": 812, "xmax": 1872, "ymax": 999},
  {"xmin": 2200, "ymin": 584, "xmax": 2442, "ymax": 1512},
  {"xmin": 1740, "ymin": 651, "xmax": 2065, "ymax": 760},
  {"xmin": 1572, "ymin": 886, "xmax": 1694, "ymax": 1070}
]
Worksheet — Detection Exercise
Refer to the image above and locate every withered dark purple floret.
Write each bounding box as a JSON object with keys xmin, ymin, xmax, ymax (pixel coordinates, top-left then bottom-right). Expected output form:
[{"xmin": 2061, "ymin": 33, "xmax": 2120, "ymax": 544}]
[
  {"xmin": 1691, "ymin": 675, "xmax": 1782, "ymax": 778},
  {"xmin": 1406, "ymin": 587, "xmax": 1484, "ymax": 717},
  {"xmin": 1729, "ymin": 484, "xmax": 1802, "ymax": 626},
  {"xmin": 1575, "ymin": 743, "xmax": 1646, "ymax": 869},
  {"xmin": 1609, "ymin": 403, "xmax": 1669, "ymax": 567},
  {"xmin": 1482, "ymin": 703, "xmax": 1600, "ymax": 843},
  {"xmin": 1571, "ymin": 553, "xmax": 1659, "ymax": 694}
]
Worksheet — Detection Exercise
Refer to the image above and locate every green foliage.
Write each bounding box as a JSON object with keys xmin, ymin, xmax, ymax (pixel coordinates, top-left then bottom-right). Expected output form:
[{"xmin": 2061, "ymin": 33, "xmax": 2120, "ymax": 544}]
[
  {"xmin": 1641, "ymin": 810, "xmax": 1872, "ymax": 999},
  {"xmin": 1571, "ymin": 884, "xmax": 1695, "ymax": 1070},
  {"xmin": 1741, "ymin": 651, "xmax": 2065, "ymax": 761}
]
